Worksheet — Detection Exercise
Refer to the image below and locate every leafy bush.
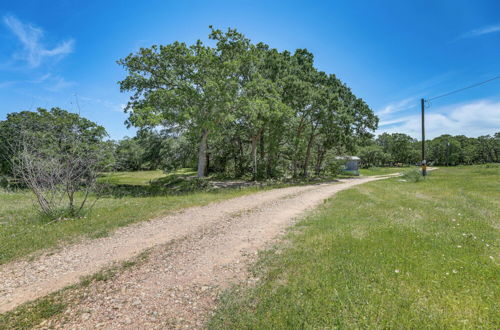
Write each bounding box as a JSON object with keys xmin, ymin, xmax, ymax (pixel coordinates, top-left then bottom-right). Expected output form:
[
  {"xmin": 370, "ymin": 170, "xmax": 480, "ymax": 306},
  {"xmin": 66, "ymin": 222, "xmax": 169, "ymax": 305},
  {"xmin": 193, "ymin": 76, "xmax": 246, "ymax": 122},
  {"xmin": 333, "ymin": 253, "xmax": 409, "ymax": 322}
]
[
  {"xmin": 179, "ymin": 177, "xmax": 212, "ymax": 192},
  {"xmin": 401, "ymin": 168, "xmax": 424, "ymax": 182},
  {"xmin": 324, "ymin": 158, "xmax": 345, "ymax": 176},
  {"xmin": 0, "ymin": 176, "xmax": 8, "ymax": 189}
]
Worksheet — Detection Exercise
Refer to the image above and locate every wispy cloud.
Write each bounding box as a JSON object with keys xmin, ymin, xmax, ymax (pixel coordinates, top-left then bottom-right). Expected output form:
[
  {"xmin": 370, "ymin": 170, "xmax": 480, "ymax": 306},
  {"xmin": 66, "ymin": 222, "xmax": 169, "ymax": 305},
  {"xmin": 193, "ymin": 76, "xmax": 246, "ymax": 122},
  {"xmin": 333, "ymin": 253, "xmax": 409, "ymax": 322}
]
[
  {"xmin": 377, "ymin": 99, "xmax": 500, "ymax": 139},
  {"xmin": 0, "ymin": 73, "xmax": 75, "ymax": 92},
  {"xmin": 44, "ymin": 76, "xmax": 75, "ymax": 92},
  {"xmin": 29, "ymin": 73, "xmax": 52, "ymax": 84},
  {"xmin": 377, "ymin": 97, "xmax": 417, "ymax": 116},
  {"xmin": 458, "ymin": 23, "xmax": 500, "ymax": 39},
  {"xmin": 0, "ymin": 81, "xmax": 17, "ymax": 89},
  {"xmin": 79, "ymin": 96, "xmax": 125, "ymax": 113},
  {"xmin": 379, "ymin": 115, "xmax": 413, "ymax": 127},
  {"xmin": 3, "ymin": 15, "xmax": 74, "ymax": 68}
]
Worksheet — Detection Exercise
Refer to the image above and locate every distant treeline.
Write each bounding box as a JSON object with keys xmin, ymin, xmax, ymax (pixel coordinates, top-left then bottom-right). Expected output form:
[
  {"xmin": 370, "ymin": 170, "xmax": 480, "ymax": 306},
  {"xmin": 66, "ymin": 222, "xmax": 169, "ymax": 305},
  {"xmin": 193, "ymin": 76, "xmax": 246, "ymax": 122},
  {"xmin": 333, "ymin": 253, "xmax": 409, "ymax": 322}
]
[
  {"xmin": 1, "ymin": 108, "xmax": 498, "ymax": 181},
  {"xmin": 358, "ymin": 132, "xmax": 499, "ymax": 168},
  {"xmin": 111, "ymin": 130, "xmax": 500, "ymax": 171}
]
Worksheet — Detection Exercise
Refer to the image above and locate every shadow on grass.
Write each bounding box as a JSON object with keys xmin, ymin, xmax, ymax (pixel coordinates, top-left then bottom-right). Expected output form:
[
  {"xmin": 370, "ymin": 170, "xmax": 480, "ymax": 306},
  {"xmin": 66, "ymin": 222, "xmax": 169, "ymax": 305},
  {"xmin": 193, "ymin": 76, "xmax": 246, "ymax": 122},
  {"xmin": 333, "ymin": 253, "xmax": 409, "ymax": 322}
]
[
  {"xmin": 97, "ymin": 174, "xmax": 343, "ymax": 198},
  {"xmin": 97, "ymin": 174, "xmax": 201, "ymax": 198}
]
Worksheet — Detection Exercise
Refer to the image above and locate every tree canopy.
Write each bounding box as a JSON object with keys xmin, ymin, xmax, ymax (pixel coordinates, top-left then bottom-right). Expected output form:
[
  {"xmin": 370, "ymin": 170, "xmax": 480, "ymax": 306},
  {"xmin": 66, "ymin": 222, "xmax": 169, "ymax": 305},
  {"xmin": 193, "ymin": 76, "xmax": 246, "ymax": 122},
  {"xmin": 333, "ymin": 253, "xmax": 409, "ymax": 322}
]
[
  {"xmin": 0, "ymin": 108, "xmax": 108, "ymax": 175},
  {"xmin": 118, "ymin": 27, "xmax": 378, "ymax": 178}
]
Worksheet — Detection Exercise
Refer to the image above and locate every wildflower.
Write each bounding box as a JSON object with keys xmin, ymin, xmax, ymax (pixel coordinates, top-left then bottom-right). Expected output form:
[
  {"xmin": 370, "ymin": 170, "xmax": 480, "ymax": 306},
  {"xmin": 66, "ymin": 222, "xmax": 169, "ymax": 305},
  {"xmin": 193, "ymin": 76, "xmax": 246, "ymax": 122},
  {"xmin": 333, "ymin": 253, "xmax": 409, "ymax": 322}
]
[
  {"xmin": 445, "ymin": 272, "xmax": 450, "ymax": 275},
  {"xmin": 457, "ymin": 245, "xmax": 462, "ymax": 248},
  {"xmin": 486, "ymin": 243, "xmax": 490, "ymax": 247},
  {"xmin": 489, "ymin": 256, "xmax": 494, "ymax": 260},
  {"xmin": 452, "ymin": 269, "xmax": 458, "ymax": 274},
  {"xmin": 394, "ymin": 269, "xmax": 400, "ymax": 273},
  {"xmin": 462, "ymin": 233, "xmax": 466, "ymax": 236},
  {"xmin": 452, "ymin": 219, "xmax": 456, "ymax": 222}
]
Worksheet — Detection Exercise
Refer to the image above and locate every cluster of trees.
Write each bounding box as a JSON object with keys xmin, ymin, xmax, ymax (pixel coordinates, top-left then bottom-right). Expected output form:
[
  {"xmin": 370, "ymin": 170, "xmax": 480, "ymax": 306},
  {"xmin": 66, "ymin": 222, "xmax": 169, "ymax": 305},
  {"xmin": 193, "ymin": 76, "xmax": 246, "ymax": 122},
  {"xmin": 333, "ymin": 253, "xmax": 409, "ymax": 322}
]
[
  {"xmin": 113, "ymin": 128, "xmax": 192, "ymax": 172},
  {"xmin": 117, "ymin": 27, "xmax": 377, "ymax": 179},
  {"xmin": 357, "ymin": 132, "xmax": 499, "ymax": 167},
  {"xmin": 426, "ymin": 133, "xmax": 499, "ymax": 165}
]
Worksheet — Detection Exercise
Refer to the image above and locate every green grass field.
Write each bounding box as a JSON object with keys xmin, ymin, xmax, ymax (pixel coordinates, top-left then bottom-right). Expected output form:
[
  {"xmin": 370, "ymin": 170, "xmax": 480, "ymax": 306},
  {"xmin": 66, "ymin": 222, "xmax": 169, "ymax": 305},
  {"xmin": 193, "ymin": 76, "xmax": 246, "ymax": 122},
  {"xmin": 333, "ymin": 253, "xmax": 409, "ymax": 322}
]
[
  {"xmin": 98, "ymin": 169, "xmax": 167, "ymax": 185},
  {"xmin": 359, "ymin": 166, "xmax": 408, "ymax": 176},
  {"xmin": 209, "ymin": 166, "xmax": 500, "ymax": 329}
]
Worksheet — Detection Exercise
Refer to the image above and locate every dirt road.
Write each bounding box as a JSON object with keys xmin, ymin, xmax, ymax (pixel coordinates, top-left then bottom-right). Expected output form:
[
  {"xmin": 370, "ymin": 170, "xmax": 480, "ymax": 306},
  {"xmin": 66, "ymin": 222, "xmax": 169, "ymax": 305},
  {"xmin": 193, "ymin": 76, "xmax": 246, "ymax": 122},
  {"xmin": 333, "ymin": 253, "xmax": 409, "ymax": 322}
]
[{"xmin": 0, "ymin": 175, "xmax": 394, "ymax": 328}]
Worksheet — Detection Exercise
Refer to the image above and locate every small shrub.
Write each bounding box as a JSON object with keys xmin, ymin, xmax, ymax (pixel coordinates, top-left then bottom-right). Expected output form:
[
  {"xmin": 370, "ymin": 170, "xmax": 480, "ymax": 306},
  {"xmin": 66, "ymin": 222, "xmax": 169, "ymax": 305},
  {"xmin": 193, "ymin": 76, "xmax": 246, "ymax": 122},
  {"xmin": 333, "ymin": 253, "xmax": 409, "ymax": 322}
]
[
  {"xmin": 401, "ymin": 168, "xmax": 425, "ymax": 182},
  {"xmin": 0, "ymin": 176, "xmax": 8, "ymax": 189},
  {"xmin": 181, "ymin": 177, "xmax": 213, "ymax": 191},
  {"xmin": 325, "ymin": 158, "xmax": 345, "ymax": 176}
]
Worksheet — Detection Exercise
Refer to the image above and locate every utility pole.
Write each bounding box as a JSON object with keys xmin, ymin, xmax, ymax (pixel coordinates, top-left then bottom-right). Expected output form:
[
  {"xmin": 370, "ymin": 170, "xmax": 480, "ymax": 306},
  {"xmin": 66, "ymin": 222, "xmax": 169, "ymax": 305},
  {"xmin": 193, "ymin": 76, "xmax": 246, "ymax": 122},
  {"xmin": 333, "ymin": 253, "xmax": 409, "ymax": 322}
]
[{"xmin": 421, "ymin": 98, "xmax": 427, "ymax": 176}]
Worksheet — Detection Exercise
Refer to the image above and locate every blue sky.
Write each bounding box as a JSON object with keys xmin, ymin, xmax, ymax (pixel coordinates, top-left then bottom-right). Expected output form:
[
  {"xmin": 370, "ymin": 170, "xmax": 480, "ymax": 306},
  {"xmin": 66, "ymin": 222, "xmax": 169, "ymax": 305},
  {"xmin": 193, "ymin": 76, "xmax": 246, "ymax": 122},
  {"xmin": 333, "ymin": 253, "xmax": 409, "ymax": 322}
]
[{"xmin": 1, "ymin": 0, "xmax": 499, "ymax": 140}]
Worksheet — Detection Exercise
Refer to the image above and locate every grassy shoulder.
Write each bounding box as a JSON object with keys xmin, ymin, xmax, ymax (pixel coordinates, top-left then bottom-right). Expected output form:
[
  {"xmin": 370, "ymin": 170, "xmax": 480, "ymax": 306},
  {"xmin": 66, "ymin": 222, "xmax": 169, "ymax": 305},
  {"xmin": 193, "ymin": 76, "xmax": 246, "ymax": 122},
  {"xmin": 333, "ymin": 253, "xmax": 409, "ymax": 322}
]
[{"xmin": 209, "ymin": 166, "xmax": 499, "ymax": 329}]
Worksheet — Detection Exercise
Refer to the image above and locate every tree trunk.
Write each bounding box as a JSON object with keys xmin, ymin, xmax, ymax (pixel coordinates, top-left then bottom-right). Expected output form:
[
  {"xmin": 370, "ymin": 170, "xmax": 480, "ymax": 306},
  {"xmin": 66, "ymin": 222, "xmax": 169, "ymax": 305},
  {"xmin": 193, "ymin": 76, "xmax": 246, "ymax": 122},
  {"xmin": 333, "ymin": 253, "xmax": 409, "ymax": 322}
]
[
  {"xmin": 237, "ymin": 137, "xmax": 244, "ymax": 177},
  {"xmin": 292, "ymin": 117, "xmax": 306, "ymax": 178},
  {"xmin": 251, "ymin": 134, "xmax": 260, "ymax": 181},
  {"xmin": 206, "ymin": 151, "xmax": 210, "ymax": 175},
  {"xmin": 260, "ymin": 131, "xmax": 265, "ymax": 178},
  {"xmin": 197, "ymin": 129, "xmax": 209, "ymax": 178},
  {"xmin": 302, "ymin": 129, "xmax": 317, "ymax": 177},
  {"xmin": 315, "ymin": 145, "xmax": 326, "ymax": 176}
]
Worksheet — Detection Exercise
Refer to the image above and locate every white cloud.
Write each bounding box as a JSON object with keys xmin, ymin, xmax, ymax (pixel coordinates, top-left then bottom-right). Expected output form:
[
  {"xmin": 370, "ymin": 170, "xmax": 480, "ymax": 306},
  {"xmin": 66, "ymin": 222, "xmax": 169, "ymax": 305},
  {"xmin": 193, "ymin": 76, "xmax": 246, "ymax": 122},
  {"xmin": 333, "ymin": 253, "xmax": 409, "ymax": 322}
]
[
  {"xmin": 79, "ymin": 96, "xmax": 125, "ymax": 113},
  {"xmin": 3, "ymin": 15, "xmax": 74, "ymax": 68},
  {"xmin": 459, "ymin": 23, "xmax": 500, "ymax": 39},
  {"xmin": 379, "ymin": 115, "xmax": 413, "ymax": 127},
  {"xmin": 377, "ymin": 97, "xmax": 417, "ymax": 116},
  {"xmin": 0, "ymin": 81, "xmax": 16, "ymax": 88},
  {"xmin": 0, "ymin": 73, "xmax": 75, "ymax": 92},
  {"xmin": 29, "ymin": 73, "xmax": 52, "ymax": 83},
  {"xmin": 44, "ymin": 76, "xmax": 75, "ymax": 92},
  {"xmin": 377, "ymin": 99, "xmax": 500, "ymax": 139}
]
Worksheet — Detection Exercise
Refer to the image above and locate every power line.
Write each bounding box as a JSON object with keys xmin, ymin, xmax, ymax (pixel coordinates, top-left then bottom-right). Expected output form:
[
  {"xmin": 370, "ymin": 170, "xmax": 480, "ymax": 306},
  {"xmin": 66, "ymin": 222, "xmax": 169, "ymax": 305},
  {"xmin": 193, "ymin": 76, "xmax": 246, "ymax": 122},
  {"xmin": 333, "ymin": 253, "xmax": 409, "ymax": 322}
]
[{"xmin": 427, "ymin": 74, "xmax": 500, "ymax": 101}]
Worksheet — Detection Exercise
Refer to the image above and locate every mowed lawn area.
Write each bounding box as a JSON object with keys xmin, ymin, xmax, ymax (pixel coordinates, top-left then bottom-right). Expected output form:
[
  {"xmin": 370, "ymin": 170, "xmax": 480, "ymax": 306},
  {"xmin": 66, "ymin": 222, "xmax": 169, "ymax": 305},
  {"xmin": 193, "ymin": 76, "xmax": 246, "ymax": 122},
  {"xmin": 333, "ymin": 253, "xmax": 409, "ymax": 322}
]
[
  {"xmin": 98, "ymin": 169, "xmax": 168, "ymax": 186},
  {"xmin": 210, "ymin": 166, "xmax": 499, "ymax": 329},
  {"xmin": 359, "ymin": 166, "xmax": 406, "ymax": 176},
  {"xmin": 0, "ymin": 169, "xmax": 271, "ymax": 265}
]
